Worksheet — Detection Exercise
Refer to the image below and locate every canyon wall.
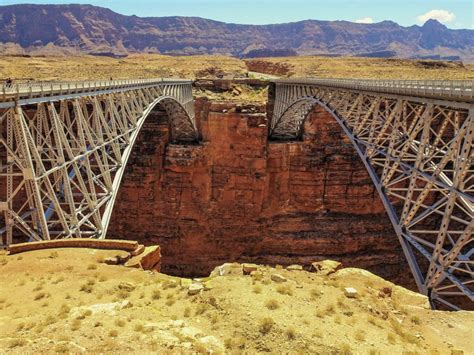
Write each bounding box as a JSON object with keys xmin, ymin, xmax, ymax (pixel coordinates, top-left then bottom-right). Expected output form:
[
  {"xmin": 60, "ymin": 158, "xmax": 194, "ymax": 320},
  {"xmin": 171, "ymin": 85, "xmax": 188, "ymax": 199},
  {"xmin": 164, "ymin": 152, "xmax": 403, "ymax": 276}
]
[{"xmin": 108, "ymin": 97, "xmax": 414, "ymax": 288}]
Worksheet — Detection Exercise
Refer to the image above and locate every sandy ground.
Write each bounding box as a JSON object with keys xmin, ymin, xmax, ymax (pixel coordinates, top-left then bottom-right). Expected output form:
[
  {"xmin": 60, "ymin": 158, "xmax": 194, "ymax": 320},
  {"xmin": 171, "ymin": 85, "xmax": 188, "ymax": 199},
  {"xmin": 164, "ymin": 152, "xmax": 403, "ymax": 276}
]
[
  {"xmin": 1, "ymin": 54, "xmax": 473, "ymax": 81},
  {"xmin": 0, "ymin": 248, "xmax": 472, "ymax": 354}
]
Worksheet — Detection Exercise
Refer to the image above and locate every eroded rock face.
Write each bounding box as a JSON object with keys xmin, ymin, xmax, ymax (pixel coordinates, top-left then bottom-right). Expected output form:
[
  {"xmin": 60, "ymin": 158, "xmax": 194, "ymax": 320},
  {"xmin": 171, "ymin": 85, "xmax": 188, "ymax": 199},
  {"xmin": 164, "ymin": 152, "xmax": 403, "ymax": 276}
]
[{"xmin": 108, "ymin": 98, "xmax": 414, "ymax": 289}]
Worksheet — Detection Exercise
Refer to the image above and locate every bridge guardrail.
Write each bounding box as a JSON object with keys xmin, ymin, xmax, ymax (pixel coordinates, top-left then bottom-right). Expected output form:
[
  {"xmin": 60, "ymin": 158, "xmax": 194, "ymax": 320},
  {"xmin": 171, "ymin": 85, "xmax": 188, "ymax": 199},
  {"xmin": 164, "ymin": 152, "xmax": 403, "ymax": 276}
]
[
  {"xmin": 0, "ymin": 78, "xmax": 192, "ymax": 102},
  {"xmin": 274, "ymin": 79, "xmax": 474, "ymax": 102}
]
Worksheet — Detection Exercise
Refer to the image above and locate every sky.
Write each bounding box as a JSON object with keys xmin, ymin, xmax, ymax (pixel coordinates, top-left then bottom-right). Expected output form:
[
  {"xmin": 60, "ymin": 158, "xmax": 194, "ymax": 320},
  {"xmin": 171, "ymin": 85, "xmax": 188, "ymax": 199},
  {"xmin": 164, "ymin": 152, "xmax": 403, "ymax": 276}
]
[{"xmin": 1, "ymin": 0, "xmax": 473, "ymax": 29}]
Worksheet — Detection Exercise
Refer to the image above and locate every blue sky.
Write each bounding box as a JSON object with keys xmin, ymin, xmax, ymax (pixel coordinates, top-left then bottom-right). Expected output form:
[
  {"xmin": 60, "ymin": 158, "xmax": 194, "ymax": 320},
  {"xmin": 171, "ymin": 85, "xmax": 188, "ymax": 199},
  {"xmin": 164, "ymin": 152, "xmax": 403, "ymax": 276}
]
[{"xmin": 2, "ymin": 0, "xmax": 473, "ymax": 29}]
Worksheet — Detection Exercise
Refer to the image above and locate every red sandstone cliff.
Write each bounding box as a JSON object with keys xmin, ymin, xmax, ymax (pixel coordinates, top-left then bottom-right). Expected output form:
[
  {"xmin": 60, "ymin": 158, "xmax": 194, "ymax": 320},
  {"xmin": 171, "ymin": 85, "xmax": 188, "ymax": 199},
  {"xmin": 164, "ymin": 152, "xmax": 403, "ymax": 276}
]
[{"xmin": 108, "ymin": 98, "xmax": 413, "ymax": 289}]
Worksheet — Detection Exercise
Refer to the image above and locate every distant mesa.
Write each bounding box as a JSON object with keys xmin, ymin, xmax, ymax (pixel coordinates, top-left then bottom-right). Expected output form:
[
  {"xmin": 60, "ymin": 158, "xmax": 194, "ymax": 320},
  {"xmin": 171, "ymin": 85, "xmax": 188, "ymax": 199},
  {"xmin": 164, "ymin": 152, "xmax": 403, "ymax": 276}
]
[{"xmin": 0, "ymin": 4, "xmax": 473, "ymax": 62}]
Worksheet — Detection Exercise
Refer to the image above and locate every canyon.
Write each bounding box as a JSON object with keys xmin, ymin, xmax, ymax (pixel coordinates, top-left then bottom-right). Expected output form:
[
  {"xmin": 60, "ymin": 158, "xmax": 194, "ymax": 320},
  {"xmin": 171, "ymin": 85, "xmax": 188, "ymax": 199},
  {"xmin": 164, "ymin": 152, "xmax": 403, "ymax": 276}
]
[{"xmin": 108, "ymin": 81, "xmax": 413, "ymax": 290}]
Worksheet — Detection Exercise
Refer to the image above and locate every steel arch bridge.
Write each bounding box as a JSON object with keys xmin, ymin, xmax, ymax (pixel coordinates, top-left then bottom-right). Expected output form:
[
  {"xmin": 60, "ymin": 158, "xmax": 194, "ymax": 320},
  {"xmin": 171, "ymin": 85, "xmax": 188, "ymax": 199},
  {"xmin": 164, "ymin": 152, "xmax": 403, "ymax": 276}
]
[
  {"xmin": 0, "ymin": 79, "xmax": 198, "ymax": 247},
  {"xmin": 269, "ymin": 79, "xmax": 473, "ymax": 310}
]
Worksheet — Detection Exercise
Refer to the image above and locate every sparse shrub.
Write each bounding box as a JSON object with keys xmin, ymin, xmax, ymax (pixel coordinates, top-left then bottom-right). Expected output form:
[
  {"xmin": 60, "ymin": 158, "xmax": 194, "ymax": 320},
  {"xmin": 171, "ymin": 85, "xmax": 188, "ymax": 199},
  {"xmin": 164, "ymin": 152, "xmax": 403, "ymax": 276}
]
[
  {"xmin": 17, "ymin": 256, "xmax": 23, "ymax": 261},
  {"xmin": 8, "ymin": 338, "xmax": 26, "ymax": 348},
  {"xmin": 1, "ymin": 256, "xmax": 8, "ymax": 266},
  {"xmin": 54, "ymin": 343, "xmax": 69, "ymax": 353},
  {"xmin": 43, "ymin": 315, "xmax": 56, "ymax": 326},
  {"xmin": 165, "ymin": 296, "xmax": 175, "ymax": 306},
  {"xmin": 224, "ymin": 338, "xmax": 233, "ymax": 349},
  {"xmin": 276, "ymin": 285, "xmax": 293, "ymax": 296},
  {"xmin": 16, "ymin": 322, "xmax": 25, "ymax": 332},
  {"xmin": 98, "ymin": 275, "xmax": 108, "ymax": 282},
  {"xmin": 410, "ymin": 315, "xmax": 421, "ymax": 325},
  {"xmin": 310, "ymin": 288, "xmax": 320, "ymax": 300},
  {"xmin": 387, "ymin": 332, "xmax": 396, "ymax": 344},
  {"xmin": 195, "ymin": 303, "xmax": 207, "ymax": 315},
  {"xmin": 34, "ymin": 292, "xmax": 46, "ymax": 301},
  {"xmin": 390, "ymin": 319, "xmax": 404, "ymax": 337},
  {"xmin": 116, "ymin": 289, "xmax": 130, "ymax": 299},
  {"xmin": 162, "ymin": 280, "xmax": 178, "ymax": 290},
  {"xmin": 94, "ymin": 321, "xmax": 103, "ymax": 327},
  {"xmin": 33, "ymin": 284, "xmax": 43, "ymax": 292},
  {"xmin": 109, "ymin": 329, "xmax": 118, "ymax": 337},
  {"xmin": 339, "ymin": 343, "xmax": 352, "ymax": 355},
  {"xmin": 49, "ymin": 251, "xmax": 59, "ymax": 259},
  {"xmin": 313, "ymin": 330, "xmax": 323, "ymax": 339},
  {"xmin": 208, "ymin": 296, "xmax": 218, "ymax": 307},
  {"xmin": 71, "ymin": 319, "xmax": 81, "ymax": 331},
  {"xmin": 80, "ymin": 283, "xmax": 94, "ymax": 293},
  {"xmin": 87, "ymin": 264, "xmax": 97, "ymax": 270},
  {"xmin": 184, "ymin": 307, "xmax": 191, "ymax": 317},
  {"xmin": 133, "ymin": 323, "xmax": 145, "ymax": 333},
  {"xmin": 355, "ymin": 330, "xmax": 366, "ymax": 342},
  {"xmin": 65, "ymin": 266, "xmax": 74, "ymax": 271},
  {"xmin": 334, "ymin": 315, "xmax": 342, "ymax": 324},
  {"xmin": 259, "ymin": 317, "xmax": 275, "ymax": 335},
  {"xmin": 316, "ymin": 309, "xmax": 325, "ymax": 318},
  {"xmin": 53, "ymin": 276, "xmax": 65, "ymax": 284},
  {"xmin": 209, "ymin": 313, "xmax": 219, "ymax": 325},
  {"xmin": 325, "ymin": 304, "xmax": 335, "ymax": 315},
  {"xmin": 193, "ymin": 342, "xmax": 208, "ymax": 354},
  {"xmin": 265, "ymin": 299, "xmax": 279, "ymax": 310},
  {"xmin": 151, "ymin": 289, "xmax": 161, "ymax": 300},
  {"xmin": 286, "ymin": 326, "xmax": 297, "ymax": 340},
  {"xmin": 403, "ymin": 333, "xmax": 420, "ymax": 345},
  {"xmin": 115, "ymin": 319, "xmax": 126, "ymax": 327},
  {"xmin": 253, "ymin": 285, "xmax": 262, "ymax": 294}
]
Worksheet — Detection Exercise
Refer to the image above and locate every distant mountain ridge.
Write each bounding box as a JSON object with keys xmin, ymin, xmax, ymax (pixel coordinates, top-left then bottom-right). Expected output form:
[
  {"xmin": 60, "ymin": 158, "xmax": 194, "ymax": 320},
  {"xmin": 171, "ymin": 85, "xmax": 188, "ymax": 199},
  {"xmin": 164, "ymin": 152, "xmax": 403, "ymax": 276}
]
[{"xmin": 0, "ymin": 4, "xmax": 473, "ymax": 61}]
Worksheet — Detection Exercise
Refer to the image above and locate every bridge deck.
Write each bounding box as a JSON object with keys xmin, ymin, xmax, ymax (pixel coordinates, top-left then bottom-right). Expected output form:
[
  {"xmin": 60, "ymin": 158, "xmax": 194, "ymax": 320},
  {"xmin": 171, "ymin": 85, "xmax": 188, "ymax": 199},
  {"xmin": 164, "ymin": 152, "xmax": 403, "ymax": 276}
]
[
  {"xmin": 0, "ymin": 78, "xmax": 192, "ymax": 107},
  {"xmin": 274, "ymin": 79, "xmax": 474, "ymax": 103}
]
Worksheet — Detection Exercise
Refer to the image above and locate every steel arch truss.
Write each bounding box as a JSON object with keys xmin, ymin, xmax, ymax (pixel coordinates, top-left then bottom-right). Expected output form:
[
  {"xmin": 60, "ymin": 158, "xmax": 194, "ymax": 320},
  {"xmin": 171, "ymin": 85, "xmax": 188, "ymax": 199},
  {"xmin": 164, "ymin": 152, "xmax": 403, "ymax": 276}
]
[
  {"xmin": 0, "ymin": 83, "xmax": 198, "ymax": 246},
  {"xmin": 270, "ymin": 84, "xmax": 473, "ymax": 310}
]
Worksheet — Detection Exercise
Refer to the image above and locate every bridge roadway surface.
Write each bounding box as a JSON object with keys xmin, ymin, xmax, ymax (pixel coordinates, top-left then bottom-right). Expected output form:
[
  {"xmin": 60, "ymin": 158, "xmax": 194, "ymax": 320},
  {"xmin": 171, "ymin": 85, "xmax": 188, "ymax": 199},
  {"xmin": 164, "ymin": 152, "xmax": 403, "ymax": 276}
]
[{"xmin": 0, "ymin": 77, "xmax": 472, "ymax": 311}]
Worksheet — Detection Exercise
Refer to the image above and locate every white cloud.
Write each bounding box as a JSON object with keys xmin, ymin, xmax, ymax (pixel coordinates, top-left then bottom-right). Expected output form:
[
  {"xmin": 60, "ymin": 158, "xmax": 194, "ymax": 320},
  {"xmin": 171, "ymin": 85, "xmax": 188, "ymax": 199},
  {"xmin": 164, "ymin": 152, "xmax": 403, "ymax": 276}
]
[
  {"xmin": 355, "ymin": 17, "xmax": 374, "ymax": 24},
  {"xmin": 417, "ymin": 9, "xmax": 456, "ymax": 24}
]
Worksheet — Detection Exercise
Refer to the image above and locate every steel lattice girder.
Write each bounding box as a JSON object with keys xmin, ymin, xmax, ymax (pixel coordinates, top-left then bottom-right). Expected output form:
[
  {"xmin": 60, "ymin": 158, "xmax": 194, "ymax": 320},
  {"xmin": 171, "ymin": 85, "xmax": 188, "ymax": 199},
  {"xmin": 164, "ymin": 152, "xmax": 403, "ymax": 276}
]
[
  {"xmin": 0, "ymin": 82, "xmax": 198, "ymax": 247},
  {"xmin": 270, "ymin": 82, "xmax": 473, "ymax": 310}
]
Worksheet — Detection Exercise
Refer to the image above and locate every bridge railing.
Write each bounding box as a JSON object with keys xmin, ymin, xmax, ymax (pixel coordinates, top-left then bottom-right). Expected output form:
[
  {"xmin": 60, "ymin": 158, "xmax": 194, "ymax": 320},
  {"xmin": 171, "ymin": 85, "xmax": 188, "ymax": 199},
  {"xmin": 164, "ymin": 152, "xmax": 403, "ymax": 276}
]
[
  {"xmin": 274, "ymin": 79, "xmax": 474, "ymax": 102},
  {"xmin": 0, "ymin": 78, "xmax": 192, "ymax": 101}
]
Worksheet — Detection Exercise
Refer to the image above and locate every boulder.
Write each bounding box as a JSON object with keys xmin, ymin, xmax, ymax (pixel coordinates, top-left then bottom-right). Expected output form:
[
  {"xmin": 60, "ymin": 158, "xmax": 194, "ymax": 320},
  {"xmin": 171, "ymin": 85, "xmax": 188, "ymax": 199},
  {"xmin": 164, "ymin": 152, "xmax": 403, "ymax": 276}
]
[
  {"xmin": 130, "ymin": 244, "xmax": 145, "ymax": 256},
  {"xmin": 188, "ymin": 283, "xmax": 204, "ymax": 295},
  {"xmin": 344, "ymin": 287, "xmax": 358, "ymax": 298},
  {"xmin": 103, "ymin": 251, "xmax": 131, "ymax": 265},
  {"xmin": 287, "ymin": 264, "xmax": 303, "ymax": 271},
  {"xmin": 242, "ymin": 263, "xmax": 259, "ymax": 275},
  {"xmin": 271, "ymin": 274, "xmax": 287, "ymax": 283},
  {"xmin": 209, "ymin": 263, "xmax": 242, "ymax": 277},
  {"xmin": 311, "ymin": 260, "xmax": 343, "ymax": 275},
  {"xmin": 125, "ymin": 245, "xmax": 161, "ymax": 271}
]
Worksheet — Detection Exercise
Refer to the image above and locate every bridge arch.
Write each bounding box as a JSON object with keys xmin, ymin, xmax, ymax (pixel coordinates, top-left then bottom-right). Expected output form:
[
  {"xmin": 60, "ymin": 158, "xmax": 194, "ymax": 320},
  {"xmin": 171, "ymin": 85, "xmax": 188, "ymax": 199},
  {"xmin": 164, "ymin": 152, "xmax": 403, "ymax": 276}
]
[
  {"xmin": 269, "ymin": 86, "xmax": 473, "ymax": 310},
  {"xmin": 100, "ymin": 95, "xmax": 199, "ymax": 237},
  {"xmin": 0, "ymin": 80, "xmax": 199, "ymax": 249}
]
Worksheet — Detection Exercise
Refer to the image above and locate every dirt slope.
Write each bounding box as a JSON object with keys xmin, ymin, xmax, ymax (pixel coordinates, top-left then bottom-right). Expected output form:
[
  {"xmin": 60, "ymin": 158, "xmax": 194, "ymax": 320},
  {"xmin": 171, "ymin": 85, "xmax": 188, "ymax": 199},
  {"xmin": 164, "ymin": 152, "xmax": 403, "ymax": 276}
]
[{"xmin": 0, "ymin": 248, "xmax": 472, "ymax": 353}]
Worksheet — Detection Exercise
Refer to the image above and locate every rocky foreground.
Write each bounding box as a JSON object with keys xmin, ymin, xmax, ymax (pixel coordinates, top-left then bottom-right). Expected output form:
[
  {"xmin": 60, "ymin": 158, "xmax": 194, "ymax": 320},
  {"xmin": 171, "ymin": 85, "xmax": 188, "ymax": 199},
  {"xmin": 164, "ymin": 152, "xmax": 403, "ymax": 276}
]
[{"xmin": 0, "ymin": 247, "xmax": 472, "ymax": 354}]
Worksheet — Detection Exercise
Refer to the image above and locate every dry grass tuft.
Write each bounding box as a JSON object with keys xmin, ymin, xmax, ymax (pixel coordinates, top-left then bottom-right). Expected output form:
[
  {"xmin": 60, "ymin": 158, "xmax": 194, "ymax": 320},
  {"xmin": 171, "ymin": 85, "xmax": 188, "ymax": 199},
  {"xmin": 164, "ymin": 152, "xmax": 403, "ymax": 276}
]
[
  {"xmin": 276, "ymin": 284, "xmax": 293, "ymax": 296},
  {"xmin": 265, "ymin": 299, "xmax": 279, "ymax": 310},
  {"xmin": 259, "ymin": 317, "xmax": 275, "ymax": 335}
]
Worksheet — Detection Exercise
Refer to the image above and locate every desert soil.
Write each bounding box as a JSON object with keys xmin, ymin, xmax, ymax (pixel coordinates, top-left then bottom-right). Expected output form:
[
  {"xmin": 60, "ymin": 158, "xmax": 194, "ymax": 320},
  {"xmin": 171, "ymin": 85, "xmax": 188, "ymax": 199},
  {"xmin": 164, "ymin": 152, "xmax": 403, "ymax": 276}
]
[
  {"xmin": 0, "ymin": 248, "xmax": 472, "ymax": 354},
  {"xmin": 1, "ymin": 54, "xmax": 473, "ymax": 81}
]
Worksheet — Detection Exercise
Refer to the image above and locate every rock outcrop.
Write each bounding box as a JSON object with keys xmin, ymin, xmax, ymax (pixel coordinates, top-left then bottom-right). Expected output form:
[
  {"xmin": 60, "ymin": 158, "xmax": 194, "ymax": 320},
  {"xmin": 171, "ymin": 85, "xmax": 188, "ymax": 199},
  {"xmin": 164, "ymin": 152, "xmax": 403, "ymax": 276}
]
[
  {"xmin": 1, "ymin": 4, "xmax": 473, "ymax": 61},
  {"xmin": 108, "ymin": 96, "xmax": 414, "ymax": 290}
]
